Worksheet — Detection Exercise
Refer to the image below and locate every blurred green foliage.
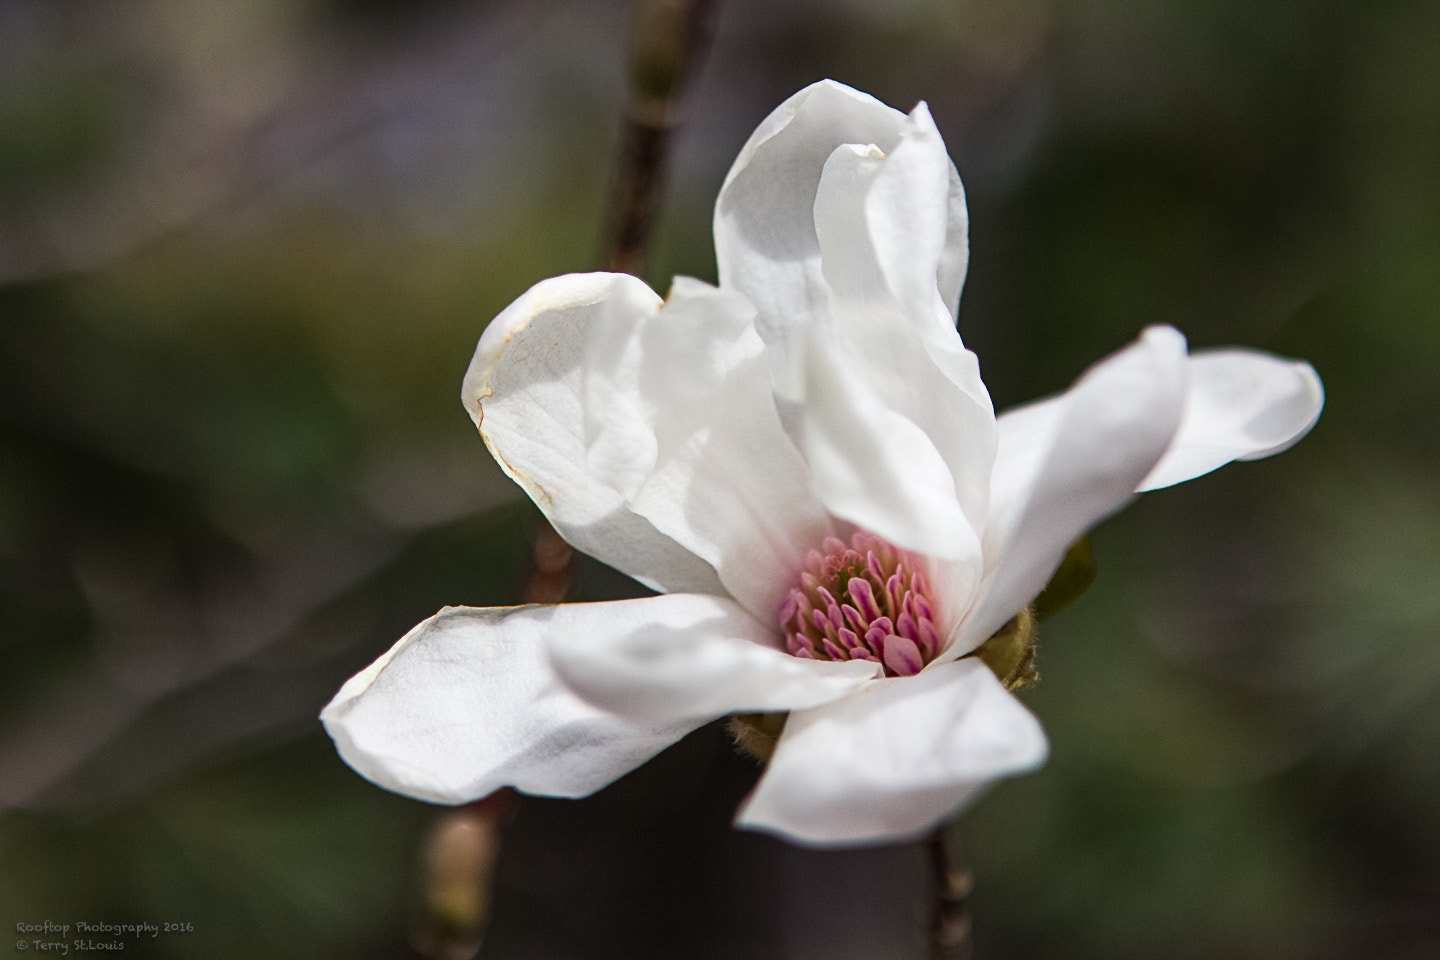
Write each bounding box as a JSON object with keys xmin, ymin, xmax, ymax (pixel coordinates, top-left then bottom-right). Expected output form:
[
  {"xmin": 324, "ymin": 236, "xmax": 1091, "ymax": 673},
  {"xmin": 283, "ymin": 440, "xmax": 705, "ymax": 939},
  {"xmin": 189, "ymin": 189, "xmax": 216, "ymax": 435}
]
[{"xmin": 2, "ymin": 0, "xmax": 1437, "ymax": 958}]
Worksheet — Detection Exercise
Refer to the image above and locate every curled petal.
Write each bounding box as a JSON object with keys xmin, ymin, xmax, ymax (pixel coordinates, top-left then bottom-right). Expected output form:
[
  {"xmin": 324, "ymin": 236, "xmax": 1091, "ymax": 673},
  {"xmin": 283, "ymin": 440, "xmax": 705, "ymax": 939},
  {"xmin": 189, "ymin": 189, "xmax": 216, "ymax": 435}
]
[
  {"xmin": 714, "ymin": 82, "xmax": 994, "ymax": 571},
  {"xmin": 811, "ymin": 116, "xmax": 996, "ymax": 541},
  {"xmin": 549, "ymin": 593, "xmax": 879, "ymax": 729},
  {"xmin": 321, "ymin": 605, "xmax": 691, "ymax": 804},
  {"xmin": 462, "ymin": 273, "xmax": 723, "ymax": 596},
  {"xmin": 715, "ymin": 84, "xmax": 976, "ymax": 414},
  {"xmin": 1140, "ymin": 349, "xmax": 1323, "ymax": 491},
  {"xmin": 812, "ymin": 104, "xmax": 972, "ymax": 349},
  {"xmin": 715, "ymin": 80, "xmax": 920, "ymax": 333},
  {"xmin": 736, "ymin": 659, "xmax": 1047, "ymax": 846}
]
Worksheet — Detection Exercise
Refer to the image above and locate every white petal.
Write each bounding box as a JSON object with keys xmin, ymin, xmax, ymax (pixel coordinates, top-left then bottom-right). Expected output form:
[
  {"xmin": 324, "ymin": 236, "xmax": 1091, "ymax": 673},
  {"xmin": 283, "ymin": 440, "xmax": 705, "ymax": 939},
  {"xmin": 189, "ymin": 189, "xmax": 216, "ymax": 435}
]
[
  {"xmin": 946, "ymin": 326, "xmax": 1189, "ymax": 657},
  {"xmin": 797, "ymin": 328, "xmax": 983, "ymax": 564},
  {"xmin": 715, "ymin": 81, "xmax": 907, "ymax": 330},
  {"xmin": 736, "ymin": 659, "xmax": 1047, "ymax": 846},
  {"xmin": 1139, "ymin": 349, "xmax": 1323, "ymax": 491},
  {"xmin": 321, "ymin": 604, "xmax": 691, "ymax": 804},
  {"xmin": 714, "ymin": 81, "xmax": 969, "ymax": 346},
  {"xmin": 712, "ymin": 82, "xmax": 992, "ymax": 568},
  {"xmin": 462, "ymin": 272, "xmax": 724, "ymax": 596},
  {"xmin": 583, "ymin": 276, "xmax": 836, "ymax": 621},
  {"xmin": 814, "ymin": 103, "xmax": 973, "ymax": 353},
  {"xmin": 548, "ymin": 592, "xmax": 879, "ymax": 728},
  {"xmin": 937, "ymin": 163, "xmax": 971, "ymax": 321},
  {"xmin": 810, "ymin": 112, "xmax": 996, "ymax": 537}
]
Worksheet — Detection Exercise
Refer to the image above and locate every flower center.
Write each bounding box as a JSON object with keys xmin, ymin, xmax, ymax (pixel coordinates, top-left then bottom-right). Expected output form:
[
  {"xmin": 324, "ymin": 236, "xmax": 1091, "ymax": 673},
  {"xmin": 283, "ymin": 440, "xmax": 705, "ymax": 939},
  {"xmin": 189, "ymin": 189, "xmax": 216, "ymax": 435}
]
[{"xmin": 779, "ymin": 532, "xmax": 941, "ymax": 678}]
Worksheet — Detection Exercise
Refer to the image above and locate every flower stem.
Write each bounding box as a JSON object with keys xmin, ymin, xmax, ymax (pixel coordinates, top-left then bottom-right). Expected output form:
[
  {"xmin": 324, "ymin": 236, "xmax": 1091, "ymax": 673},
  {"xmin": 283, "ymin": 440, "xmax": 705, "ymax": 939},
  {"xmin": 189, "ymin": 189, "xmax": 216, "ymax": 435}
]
[
  {"xmin": 527, "ymin": 0, "xmax": 724, "ymax": 606},
  {"xmin": 413, "ymin": 789, "xmax": 515, "ymax": 960},
  {"xmin": 414, "ymin": 11, "xmax": 723, "ymax": 957},
  {"xmin": 522, "ymin": 522, "xmax": 574, "ymax": 603},
  {"xmin": 523, "ymin": 0, "xmax": 723, "ymax": 602},
  {"xmin": 927, "ymin": 827, "xmax": 975, "ymax": 960},
  {"xmin": 603, "ymin": 0, "xmax": 722, "ymax": 277}
]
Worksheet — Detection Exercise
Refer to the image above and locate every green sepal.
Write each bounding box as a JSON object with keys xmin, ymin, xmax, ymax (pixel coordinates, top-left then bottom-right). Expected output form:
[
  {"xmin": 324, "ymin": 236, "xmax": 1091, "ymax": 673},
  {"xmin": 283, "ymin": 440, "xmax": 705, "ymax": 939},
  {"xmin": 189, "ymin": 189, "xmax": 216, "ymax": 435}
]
[
  {"xmin": 977, "ymin": 607, "xmax": 1039, "ymax": 691},
  {"xmin": 728, "ymin": 712, "xmax": 788, "ymax": 763},
  {"xmin": 1031, "ymin": 537, "xmax": 1097, "ymax": 622}
]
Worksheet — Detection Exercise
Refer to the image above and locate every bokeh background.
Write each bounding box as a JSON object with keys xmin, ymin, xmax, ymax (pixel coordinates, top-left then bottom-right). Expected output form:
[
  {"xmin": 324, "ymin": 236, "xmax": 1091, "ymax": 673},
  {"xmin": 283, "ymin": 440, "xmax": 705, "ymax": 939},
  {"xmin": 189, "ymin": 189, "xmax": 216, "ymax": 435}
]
[{"xmin": 3, "ymin": 0, "xmax": 1438, "ymax": 957}]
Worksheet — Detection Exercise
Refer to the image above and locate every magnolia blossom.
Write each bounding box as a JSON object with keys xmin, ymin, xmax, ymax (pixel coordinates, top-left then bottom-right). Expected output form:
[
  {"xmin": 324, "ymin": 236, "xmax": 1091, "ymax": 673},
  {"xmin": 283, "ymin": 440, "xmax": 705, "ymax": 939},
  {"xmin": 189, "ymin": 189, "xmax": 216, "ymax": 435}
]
[{"xmin": 322, "ymin": 81, "xmax": 1323, "ymax": 846}]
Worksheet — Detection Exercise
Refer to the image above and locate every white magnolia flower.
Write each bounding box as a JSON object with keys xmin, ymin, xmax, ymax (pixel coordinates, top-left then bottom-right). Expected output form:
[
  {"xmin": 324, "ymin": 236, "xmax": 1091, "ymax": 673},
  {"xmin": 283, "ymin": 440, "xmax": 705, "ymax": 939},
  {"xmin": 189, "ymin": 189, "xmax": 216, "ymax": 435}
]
[{"xmin": 322, "ymin": 81, "xmax": 1323, "ymax": 846}]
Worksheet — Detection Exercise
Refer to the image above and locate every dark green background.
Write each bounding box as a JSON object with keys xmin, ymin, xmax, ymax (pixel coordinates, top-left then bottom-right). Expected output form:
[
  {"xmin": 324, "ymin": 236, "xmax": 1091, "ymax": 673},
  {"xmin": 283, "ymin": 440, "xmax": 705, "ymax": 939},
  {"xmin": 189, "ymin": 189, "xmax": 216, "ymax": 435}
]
[{"xmin": 3, "ymin": 0, "xmax": 1437, "ymax": 957}]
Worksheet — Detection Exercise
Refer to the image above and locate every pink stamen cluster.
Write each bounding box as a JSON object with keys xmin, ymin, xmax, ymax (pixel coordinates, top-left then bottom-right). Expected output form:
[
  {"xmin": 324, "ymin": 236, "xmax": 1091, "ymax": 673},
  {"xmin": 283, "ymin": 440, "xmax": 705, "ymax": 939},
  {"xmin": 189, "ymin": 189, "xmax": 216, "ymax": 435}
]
[{"xmin": 779, "ymin": 532, "xmax": 941, "ymax": 678}]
